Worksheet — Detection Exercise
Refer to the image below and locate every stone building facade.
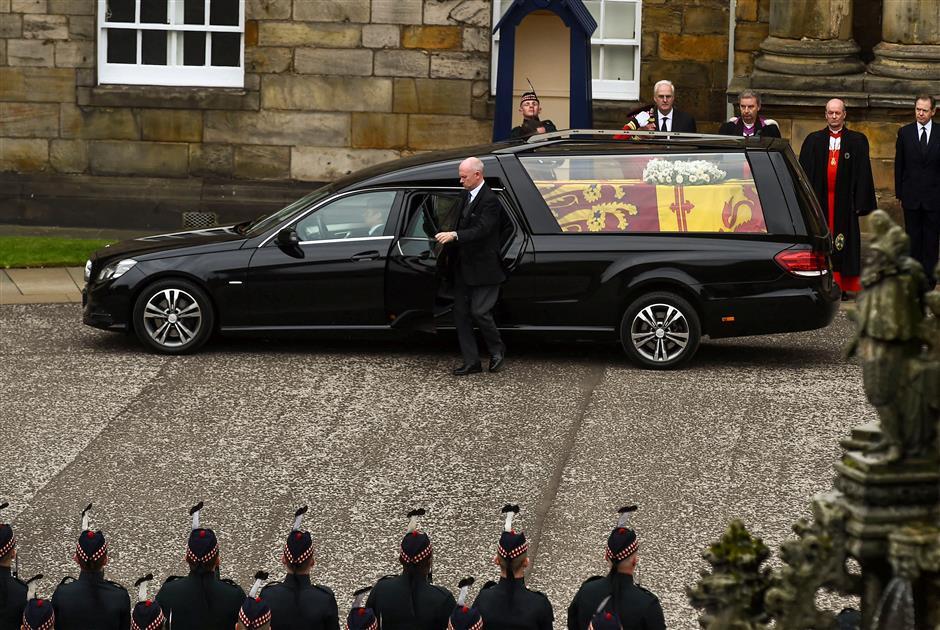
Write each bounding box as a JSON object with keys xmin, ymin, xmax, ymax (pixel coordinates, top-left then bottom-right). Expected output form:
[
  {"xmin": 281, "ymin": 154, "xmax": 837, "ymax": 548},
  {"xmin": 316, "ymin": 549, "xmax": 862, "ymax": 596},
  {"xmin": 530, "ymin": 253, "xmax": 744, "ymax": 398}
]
[{"xmin": 0, "ymin": 0, "xmax": 933, "ymax": 229}]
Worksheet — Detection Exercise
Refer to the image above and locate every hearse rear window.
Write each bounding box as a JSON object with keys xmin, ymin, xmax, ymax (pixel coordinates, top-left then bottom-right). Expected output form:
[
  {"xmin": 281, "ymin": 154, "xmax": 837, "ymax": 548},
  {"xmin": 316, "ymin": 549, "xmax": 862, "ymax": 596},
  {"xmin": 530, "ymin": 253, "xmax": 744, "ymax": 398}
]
[{"xmin": 519, "ymin": 153, "xmax": 768, "ymax": 234}]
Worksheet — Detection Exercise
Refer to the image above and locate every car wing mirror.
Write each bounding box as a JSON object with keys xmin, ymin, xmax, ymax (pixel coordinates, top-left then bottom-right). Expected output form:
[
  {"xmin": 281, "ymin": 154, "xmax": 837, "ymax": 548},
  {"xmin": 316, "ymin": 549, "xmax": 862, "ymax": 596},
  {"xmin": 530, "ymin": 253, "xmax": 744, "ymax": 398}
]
[{"xmin": 277, "ymin": 228, "xmax": 300, "ymax": 247}]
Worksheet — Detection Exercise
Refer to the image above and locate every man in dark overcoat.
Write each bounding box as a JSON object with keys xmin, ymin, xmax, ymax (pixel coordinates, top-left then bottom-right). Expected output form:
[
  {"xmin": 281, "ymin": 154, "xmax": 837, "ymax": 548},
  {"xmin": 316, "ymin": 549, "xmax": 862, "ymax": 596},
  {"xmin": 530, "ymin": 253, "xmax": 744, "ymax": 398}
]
[
  {"xmin": 895, "ymin": 94, "xmax": 940, "ymax": 288},
  {"xmin": 799, "ymin": 98, "xmax": 877, "ymax": 297},
  {"xmin": 435, "ymin": 157, "xmax": 507, "ymax": 375}
]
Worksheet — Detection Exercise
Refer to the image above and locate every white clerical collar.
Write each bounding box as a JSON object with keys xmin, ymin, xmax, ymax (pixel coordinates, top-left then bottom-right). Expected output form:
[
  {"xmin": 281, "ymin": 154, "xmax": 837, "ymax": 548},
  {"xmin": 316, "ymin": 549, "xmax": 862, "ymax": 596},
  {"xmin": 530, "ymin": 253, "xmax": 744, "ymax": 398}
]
[{"xmin": 468, "ymin": 180, "xmax": 484, "ymax": 203}]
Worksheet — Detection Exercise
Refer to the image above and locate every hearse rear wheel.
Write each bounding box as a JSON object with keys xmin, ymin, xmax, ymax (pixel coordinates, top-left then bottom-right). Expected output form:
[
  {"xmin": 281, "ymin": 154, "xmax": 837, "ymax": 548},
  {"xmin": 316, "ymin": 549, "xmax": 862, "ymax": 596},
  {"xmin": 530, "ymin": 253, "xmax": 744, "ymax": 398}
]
[{"xmin": 620, "ymin": 291, "xmax": 700, "ymax": 369}]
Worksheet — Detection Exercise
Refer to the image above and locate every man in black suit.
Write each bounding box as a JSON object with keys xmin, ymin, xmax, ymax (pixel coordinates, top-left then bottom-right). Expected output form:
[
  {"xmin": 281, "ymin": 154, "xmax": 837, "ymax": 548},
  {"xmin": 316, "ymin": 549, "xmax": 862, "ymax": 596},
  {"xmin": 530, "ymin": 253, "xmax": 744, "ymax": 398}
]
[
  {"xmin": 435, "ymin": 157, "xmax": 507, "ymax": 375},
  {"xmin": 895, "ymin": 94, "xmax": 940, "ymax": 288},
  {"xmin": 650, "ymin": 80, "xmax": 696, "ymax": 133}
]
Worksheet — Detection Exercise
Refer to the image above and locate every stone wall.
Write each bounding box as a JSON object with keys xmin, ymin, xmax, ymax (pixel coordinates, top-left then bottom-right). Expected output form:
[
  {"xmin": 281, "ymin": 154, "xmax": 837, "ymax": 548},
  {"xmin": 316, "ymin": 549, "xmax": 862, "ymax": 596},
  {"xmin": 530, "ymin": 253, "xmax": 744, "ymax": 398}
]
[{"xmin": 0, "ymin": 0, "xmax": 493, "ymax": 228}]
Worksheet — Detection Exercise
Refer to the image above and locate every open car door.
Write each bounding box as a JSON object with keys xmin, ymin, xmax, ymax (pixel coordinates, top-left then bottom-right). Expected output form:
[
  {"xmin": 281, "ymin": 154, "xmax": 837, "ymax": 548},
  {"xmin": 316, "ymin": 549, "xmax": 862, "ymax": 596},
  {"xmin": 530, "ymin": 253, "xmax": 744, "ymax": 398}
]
[{"xmin": 385, "ymin": 188, "xmax": 527, "ymax": 332}]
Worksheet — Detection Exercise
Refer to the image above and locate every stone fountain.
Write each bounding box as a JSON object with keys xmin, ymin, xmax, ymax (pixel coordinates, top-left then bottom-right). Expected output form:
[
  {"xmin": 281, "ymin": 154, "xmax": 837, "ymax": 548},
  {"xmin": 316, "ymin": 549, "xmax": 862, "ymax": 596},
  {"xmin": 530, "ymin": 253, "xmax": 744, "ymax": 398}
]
[{"xmin": 689, "ymin": 210, "xmax": 940, "ymax": 629}]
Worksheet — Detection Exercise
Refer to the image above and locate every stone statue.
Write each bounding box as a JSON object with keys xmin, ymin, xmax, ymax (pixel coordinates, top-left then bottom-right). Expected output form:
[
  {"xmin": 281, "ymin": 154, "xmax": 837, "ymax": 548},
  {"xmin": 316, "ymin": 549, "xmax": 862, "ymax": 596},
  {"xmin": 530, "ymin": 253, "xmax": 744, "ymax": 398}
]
[{"xmin": 846, "ymin": 210, "xmax": 932, "ymax": 462}]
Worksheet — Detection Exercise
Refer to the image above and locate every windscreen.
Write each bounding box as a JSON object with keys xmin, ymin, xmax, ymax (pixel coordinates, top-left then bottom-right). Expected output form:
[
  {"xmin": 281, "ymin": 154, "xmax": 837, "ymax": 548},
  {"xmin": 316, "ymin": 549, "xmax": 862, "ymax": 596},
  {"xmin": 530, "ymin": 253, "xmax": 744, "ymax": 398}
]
[{"xmin": 519, "ymin": 153, "xmax": 768, "ymax": 234}]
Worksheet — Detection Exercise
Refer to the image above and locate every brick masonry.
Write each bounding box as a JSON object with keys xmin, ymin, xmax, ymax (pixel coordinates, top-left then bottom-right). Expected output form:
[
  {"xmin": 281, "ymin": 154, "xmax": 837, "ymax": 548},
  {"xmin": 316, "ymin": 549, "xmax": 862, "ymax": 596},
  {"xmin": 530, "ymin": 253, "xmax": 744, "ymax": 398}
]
[{"xmin": 0, "ymin": 0, "xmax": 914, "ymax": 227}]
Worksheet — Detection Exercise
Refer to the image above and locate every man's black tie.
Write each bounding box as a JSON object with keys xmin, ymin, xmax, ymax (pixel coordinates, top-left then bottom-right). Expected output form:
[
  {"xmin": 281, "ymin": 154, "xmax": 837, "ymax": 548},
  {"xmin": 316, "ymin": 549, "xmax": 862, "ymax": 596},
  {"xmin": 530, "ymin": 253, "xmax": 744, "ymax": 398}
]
[
  {"xmin": 921, "ymin": 126, "xmax": 928, "ymax": 154},
  {"xmin": 660, "ymin": 116, "xmax": 668, "ymax": 132}
]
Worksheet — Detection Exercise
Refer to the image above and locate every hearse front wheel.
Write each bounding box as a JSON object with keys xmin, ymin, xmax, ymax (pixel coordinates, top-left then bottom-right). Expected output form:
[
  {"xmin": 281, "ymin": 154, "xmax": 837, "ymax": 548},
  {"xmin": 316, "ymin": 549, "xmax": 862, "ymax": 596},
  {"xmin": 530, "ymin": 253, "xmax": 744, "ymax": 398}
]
[
  {"xmin": 620, "ymin": 292, "xmax": 700, "ymax": 369},
  {"xmin": 133, "ymin": 278, "xmax": 214, "ymax": 354}
]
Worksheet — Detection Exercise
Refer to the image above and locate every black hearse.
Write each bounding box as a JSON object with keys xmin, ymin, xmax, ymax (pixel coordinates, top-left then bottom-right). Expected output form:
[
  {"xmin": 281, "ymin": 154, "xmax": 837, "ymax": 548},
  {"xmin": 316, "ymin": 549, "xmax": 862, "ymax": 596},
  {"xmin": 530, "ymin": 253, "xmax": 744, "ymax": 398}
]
[{"xmin": 83, "ymin": 130, "xmax": 839, "ymax": 368}]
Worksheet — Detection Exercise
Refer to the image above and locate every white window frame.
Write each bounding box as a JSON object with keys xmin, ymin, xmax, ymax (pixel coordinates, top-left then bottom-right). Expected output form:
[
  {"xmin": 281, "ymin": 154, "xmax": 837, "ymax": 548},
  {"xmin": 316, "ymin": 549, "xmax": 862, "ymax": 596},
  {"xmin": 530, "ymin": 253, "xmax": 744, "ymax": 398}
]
[
  {"xmin": 490, "ymin": 0, "xmax": 641, "ymax": 101},
  {"xmin": 97, "ymin": 0, "xmax": 245, "ymax": 88}
]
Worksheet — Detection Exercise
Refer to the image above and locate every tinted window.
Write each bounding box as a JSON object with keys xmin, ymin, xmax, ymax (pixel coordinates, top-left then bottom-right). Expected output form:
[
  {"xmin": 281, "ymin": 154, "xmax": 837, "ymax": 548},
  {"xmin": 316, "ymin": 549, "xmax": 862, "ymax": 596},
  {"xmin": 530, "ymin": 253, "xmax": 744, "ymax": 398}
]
[
  {"xmin": 403, "ymin": 193, "xmax": 462, "ymax": 238},
  {"xmin": 296, "ymin": 191, "xmax": 396, "ymax": 241},
  {"xmin": 519, "ymin": 153, "xmax": 770, "ymax": 234}
]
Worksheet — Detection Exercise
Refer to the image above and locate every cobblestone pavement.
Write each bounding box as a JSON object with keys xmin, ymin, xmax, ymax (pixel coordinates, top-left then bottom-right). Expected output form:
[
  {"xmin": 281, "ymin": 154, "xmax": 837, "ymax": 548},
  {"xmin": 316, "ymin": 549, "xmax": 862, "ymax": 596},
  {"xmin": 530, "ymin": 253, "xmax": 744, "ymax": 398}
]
[{"xmin": 0, "ymin": 304, "xmax": 869, "ymax": 627}]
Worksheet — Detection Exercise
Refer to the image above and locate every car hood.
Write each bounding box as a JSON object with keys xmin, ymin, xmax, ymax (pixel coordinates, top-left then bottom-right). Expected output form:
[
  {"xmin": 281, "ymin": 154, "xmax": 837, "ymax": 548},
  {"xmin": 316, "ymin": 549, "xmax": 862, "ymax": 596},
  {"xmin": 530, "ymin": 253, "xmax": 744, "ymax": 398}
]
[{"xmin": 92, "ymin": 226, "xmax": 247, "ymax": 262}]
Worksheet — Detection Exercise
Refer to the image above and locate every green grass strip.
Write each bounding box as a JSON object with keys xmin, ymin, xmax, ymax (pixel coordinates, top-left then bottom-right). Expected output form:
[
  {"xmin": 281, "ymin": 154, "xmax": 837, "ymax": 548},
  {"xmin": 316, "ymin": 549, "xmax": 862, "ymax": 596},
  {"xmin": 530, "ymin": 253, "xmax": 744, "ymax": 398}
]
[{"xmin": 0, "ymin": 236, "xmax": 116, "ymax": 269}]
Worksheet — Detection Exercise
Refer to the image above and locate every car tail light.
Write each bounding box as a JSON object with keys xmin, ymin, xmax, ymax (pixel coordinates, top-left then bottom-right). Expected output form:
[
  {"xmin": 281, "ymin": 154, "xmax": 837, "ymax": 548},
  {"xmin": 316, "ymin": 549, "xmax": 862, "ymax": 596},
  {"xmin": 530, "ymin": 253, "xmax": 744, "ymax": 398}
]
[{"xmin": 774, "ymin": 249, "xmax": 829, "ymax": 277}]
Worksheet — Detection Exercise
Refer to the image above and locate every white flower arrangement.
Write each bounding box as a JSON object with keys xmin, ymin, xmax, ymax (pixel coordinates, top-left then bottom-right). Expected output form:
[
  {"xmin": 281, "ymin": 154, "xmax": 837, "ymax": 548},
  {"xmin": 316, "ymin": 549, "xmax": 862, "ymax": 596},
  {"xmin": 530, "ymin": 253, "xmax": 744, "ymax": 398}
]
[{"xmin": 641, "ymin": 159, "xmax": 727, "ymax": 185}]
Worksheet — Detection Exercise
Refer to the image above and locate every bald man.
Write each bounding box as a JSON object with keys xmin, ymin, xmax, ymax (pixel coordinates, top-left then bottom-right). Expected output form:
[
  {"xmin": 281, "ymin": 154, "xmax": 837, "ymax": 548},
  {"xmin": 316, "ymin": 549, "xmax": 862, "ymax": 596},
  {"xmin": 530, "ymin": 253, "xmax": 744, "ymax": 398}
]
[
  {"xmin": 799, "ymin": 98, "xmax": 876, "ymax": 298},
  {"xmin": 435, "ymin": 157, "xmax": 507, "ymax": 375}
]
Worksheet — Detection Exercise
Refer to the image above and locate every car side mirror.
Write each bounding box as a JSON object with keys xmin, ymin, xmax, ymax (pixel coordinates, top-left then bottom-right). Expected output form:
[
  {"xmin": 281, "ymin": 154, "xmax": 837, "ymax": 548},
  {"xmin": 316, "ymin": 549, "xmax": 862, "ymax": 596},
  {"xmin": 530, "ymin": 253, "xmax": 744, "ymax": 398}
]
[{"xmin": 277, "ymin": 228, "xmax": 299, "ymax": 247}]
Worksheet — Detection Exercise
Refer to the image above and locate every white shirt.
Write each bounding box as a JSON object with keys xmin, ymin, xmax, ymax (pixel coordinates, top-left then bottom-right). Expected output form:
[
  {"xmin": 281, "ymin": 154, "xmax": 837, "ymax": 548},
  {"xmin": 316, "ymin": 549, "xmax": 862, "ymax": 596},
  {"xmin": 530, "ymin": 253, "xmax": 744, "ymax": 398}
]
[
  {"xmin": 468, "ymin": 180, "xmax": 485, "ymax": 204},
  {"xmin": 918, "ymin": 119, "xmax": 932, "ymax": 144},
  {"xmin": 656, "ymin": 110, "xmax": 672, "ymax": 132}
]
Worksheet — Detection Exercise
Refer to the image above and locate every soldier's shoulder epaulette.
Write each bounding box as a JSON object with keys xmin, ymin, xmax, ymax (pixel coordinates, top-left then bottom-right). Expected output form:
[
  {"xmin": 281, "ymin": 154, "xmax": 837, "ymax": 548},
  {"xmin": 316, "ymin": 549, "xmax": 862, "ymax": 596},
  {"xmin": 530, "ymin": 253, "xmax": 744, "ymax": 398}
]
[
  {"xmin": 636, "ymin": 584, "xmax": 660, "ymax": 600},
  {"xmin": 480, "ymin": 580, "xmax": 497, "ymax": 591},
  {"xmin": 220, "ymin": 577, "xmax": 243, "ymax": 591},
  {"xmin": 313, "ymin": 583, "xmax": 335, "ymax": 599},
  {"xmin": 162, "ymin": 575, "xmax": 184, "ymax": 586},
  {"xmin": 105, "ymin": 579, "xmax": 128, "ymax": 592},
  {"xmin": 581, "ymin": 575, "xmax": 603, "ymax": 586},
  {"xmin": 57, "ymin": 576, "xmax": 76, "ymax": 587}
]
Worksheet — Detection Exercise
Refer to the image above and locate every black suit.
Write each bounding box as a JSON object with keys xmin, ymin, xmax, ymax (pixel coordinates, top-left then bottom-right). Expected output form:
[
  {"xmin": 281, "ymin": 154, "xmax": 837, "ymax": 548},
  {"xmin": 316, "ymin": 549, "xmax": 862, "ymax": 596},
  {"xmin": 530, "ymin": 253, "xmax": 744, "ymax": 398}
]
[
  {"xmin": 895, "ymin": 120, "xmax": 940, "ymax": 285},
  {"xmin": 656, "ymin": 109, "xmax": 696, "ymax": 133},
  {"xmin": 449, "ymin": 184, "xmax": 506, "ymax": 366}
]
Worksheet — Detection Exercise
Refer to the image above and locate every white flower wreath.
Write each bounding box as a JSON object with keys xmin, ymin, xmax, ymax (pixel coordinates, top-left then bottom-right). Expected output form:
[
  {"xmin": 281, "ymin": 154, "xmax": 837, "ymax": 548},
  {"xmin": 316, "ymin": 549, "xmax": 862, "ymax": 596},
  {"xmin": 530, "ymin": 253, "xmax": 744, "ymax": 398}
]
[{"xmin": 641, "ymin": 159, "xmax": 727, "ymax": 185}]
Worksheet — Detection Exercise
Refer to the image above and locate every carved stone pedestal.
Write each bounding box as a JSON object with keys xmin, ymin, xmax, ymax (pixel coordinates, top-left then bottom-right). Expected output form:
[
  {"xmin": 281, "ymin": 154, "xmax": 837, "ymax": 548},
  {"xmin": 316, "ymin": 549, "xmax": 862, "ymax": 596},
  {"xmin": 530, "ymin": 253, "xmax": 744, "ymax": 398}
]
[
  {"xmin": 888, "ymin": 526, "xmax": 940, "ymax": 630},
  {"xmin": 834, "ymin": 425, "xmax": 940, "ymax": 627}
]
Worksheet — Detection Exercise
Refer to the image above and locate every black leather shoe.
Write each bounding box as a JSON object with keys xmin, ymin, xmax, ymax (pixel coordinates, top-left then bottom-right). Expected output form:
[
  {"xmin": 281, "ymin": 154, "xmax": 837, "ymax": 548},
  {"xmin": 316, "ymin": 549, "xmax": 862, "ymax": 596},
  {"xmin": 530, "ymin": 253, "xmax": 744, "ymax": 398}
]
[
  {"xmin": 489, "ymin": 353, "xmax": 505, "ymax": 373},
  {"xmin": 453, "ymin": 363, "xmax": 482, "ymax": 376}
]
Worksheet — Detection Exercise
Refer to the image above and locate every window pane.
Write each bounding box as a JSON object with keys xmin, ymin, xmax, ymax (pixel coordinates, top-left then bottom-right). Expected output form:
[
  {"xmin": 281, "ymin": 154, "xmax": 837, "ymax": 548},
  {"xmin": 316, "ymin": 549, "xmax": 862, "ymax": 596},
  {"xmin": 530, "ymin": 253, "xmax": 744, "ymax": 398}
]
[
  {"xmin": 106, "ymin": 0, "xmax": 135, "ymax": 22},
  {"xmin": 519, "ymin": 154, "xmax": 768, "ymax": 234},
  {"xmin": 583, "ymin": 0, "xmax": 601, "ymax": 26},
  {"xmin": 210, "ymin": 0, "xmax": 239, "ymax": 26},
  {"xmin": 183, "ymin": 31, "xmax": 206, "ymax": 65},
  {"xmin": 591, "ymin": 46, "xmax": 600, "ymax": 80},
  {"xmin": 106, "ymin": 28, "xmax": 137, "ymax": 63},
  {"xmin": 297, "ymin": 192, "xmax": 397, "ymax": 241},
  {"xmin": 603, "ymin": 45, "xmax": 634, "ymax": 81},
  {"xmin": 140, "ymin": 0, "xmax": 168, "ymax": 23},
  {"xmin": 603, "ymin": 1, "xmax": 636, "ymax": 39},
  {"xmin": 210, "ymin": 32, "xmax": 240, "ymax": 67},
  {"xmin": 142, "ymin": 30, "xmax": 168, "ymax": 64},
  {"xmin": 184, "ymin": 0, "xmax": 205, "ymax": 25}
]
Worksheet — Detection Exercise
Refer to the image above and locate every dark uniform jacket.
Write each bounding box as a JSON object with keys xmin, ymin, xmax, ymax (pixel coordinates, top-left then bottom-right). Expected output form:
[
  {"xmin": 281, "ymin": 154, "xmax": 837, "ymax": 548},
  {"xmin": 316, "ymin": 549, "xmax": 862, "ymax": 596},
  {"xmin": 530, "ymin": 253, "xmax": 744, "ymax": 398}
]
[
  {"xmin": 51, "ymin": 570, "xmax": 130, "ymax": 630},
  {"xmin": 510, "ymin": 119, "xmax": 557, "ymax": 139},
  {"xmin": 474, "ymin": 578, "xmax": 553, "ymax": 630},
  {"xmin": 155, "ymin": 568, "xmax": 245, "ymax": 630},
  {"xmin": 895, "ymin": 121, "xmax": 940, "ymax": 211},
  {"xmin": 0, "ymin": 567, "xmax": 27, "ymax": 630},
  {"xmin": 657, "ymin": 109, "xmax": 696, "ymax": 133},
  {"xmin": 566, "ymin": 574, "xmax": 664, "ymax": 630},
  {"xmin": 261, "ymin": 573, "xmax": 339, "ymax": 630},
  {"xmin": 453, "ymin": 184, "xmax": 507, "ymax": 287},
  {"xmin": 365, "ymin": 573, "xmax": 455, "ymax": 630},
  {"xmin": 718, "ymin": 117, "xmax": 781, "ymax": 138}
]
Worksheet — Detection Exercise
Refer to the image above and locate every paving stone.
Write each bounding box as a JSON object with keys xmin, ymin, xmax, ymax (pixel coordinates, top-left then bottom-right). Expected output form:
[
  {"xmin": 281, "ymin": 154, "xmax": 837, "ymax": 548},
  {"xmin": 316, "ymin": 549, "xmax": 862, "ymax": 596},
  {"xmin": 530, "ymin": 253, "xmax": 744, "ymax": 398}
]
[
  {"xmin": 0, "ymin": 270, "xmax": 22, "ymax": 299},
  {"xmin": 6, "ymin": 267, "xmax": 79, "ymax": 294}
]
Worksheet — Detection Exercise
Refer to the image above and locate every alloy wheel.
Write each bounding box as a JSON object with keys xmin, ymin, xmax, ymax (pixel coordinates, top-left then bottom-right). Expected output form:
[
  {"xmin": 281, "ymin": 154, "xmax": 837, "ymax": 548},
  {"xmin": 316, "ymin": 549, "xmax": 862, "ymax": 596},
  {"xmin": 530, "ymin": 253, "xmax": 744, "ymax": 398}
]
[
  {"xmin": 142, "ymin": 288, "xmax": 203, "ymax": 348},
  {"xmin": 630, "ymin": 302, "xmax": 691, "ymax": 363}
]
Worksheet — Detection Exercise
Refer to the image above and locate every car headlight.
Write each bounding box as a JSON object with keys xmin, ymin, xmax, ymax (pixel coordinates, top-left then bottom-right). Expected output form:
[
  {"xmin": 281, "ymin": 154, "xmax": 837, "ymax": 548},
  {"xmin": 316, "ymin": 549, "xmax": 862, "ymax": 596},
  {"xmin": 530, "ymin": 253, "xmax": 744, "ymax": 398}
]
[
  {"xmin": 84, "ymin": 259, "xmax": 92, "ymax": 283},
  {"xmin": 97, "ymin": 258, "xmax": 137, "ymax": 282}
]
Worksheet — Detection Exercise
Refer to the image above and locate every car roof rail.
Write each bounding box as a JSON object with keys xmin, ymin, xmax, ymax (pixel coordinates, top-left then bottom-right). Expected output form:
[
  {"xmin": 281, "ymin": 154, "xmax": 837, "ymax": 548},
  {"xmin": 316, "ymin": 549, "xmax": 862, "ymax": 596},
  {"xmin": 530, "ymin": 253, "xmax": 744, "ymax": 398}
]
[{"xmin": 524, "ymin": 129, "xmax": 732, "ymax": 143}]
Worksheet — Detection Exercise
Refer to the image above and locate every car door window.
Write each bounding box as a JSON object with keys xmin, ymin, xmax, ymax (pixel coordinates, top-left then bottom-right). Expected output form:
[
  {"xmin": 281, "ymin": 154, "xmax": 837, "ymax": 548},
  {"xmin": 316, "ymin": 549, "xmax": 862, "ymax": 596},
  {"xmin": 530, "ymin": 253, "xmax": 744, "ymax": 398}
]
[
  {"xmin": 296, "ymin": 191, "xmax": 397, "ymax": 241},
  {"xmin": 402, "ymin": 193, "xmax": 462, "ymax": 239}
]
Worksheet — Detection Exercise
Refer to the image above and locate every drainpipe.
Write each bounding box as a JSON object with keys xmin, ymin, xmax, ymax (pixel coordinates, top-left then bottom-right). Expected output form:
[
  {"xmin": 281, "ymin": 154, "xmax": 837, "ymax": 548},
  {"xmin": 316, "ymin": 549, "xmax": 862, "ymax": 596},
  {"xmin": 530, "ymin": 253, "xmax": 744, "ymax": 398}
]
[{"xmin": 727, "ymin": 0, "xmax": 736, "ymax": 120}]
